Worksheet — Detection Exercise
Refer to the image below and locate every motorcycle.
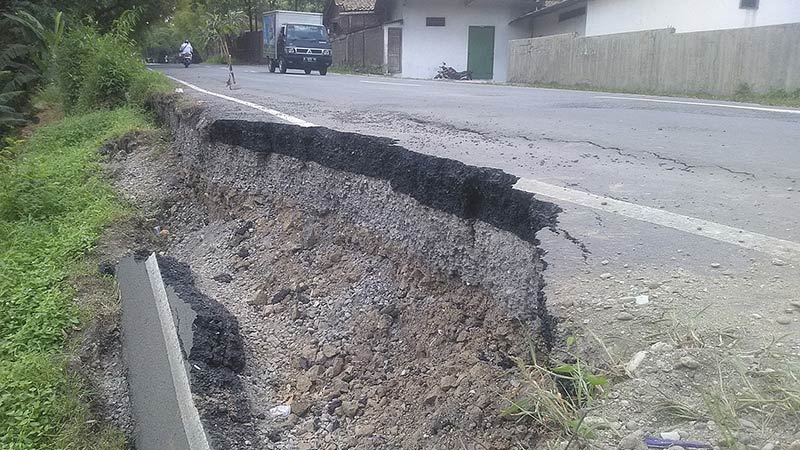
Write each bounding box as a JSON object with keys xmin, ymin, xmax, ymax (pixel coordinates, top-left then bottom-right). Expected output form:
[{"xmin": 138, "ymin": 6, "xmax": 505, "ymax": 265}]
[
  {"xmin": 434, "ymin": 62, "xmax": 472, "ymax": 80},
  {"xmin": 181, "ymin": 52, "xmax": 192, "ymax": 68}
]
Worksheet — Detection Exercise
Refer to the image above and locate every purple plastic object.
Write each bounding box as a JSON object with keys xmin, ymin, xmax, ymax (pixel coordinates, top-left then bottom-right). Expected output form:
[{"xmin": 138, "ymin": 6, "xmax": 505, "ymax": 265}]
[{"xmin": 645, "ymin": 436, "xmax": 713, "ymax": 449}]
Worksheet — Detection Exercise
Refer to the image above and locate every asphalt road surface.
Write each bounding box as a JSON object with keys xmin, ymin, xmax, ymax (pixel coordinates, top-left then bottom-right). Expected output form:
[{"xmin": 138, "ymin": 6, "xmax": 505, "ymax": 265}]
[{"xmin": 154, "ymin": 64, "xmax": 800, "ymax": 336}]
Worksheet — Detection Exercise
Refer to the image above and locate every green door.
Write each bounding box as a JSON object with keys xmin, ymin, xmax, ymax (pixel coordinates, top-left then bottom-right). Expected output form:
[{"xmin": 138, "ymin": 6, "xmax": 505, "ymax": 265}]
[{"xmin": 468, "ymin": 26, "xmax": 495, "ymax": 80}]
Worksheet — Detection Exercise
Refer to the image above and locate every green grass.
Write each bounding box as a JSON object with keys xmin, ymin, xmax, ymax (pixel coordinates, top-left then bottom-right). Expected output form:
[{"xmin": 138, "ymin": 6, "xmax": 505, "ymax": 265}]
[
  {"xmin": 514, "ymin": 82, "xmax": 800, "ymax": 108},
  {"xmin": 730, "ymin": 84, "xmax": 800, "ymax": 108},
  {"xmin": 329, "ymin": 65, "xmax": 385, "ymax": 76},
  {"xmin": 503, "ymin": 338, "xmax": 609, "ymax": 446},
  {"xmin": 0, "ymin": 107, "xmax": 151, "ymax": 450}
]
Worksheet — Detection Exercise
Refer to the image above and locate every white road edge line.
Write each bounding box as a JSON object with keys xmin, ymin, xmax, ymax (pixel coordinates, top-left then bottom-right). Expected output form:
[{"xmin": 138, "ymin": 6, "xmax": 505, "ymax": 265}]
[
  {"xmin": 165, "ymin": 75, "xmax": 317, "ymax": 127},
  {"xmin": 515, "ymin": 178, "xmax": 800, "ymax": 262},
  {"xmin": 596, "ymin": 95, "xmax": 800, "ymax": 115},
  {"xmin": 164, "ymin": 75, "xmax": 800, "ymax": 261},
  {"xmin": 360, "ymin": 80, "xmax": 422, "ymax": 87},
  {"xmin": 146, "ymin": 254, "xmax": 211, "ymax": 450}
]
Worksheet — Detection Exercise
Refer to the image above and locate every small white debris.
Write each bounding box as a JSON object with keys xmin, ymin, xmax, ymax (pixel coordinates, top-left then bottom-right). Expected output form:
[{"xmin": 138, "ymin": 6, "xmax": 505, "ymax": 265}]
[
  {"xmin": 650, "ymin": 342, "xmax": 674, "ymax": 353},
  {"xmin": 660, "ymin": 431, "xmax": 681, "ymax": 441},
  {"xmin": 269, "ymin": 405, "xmax": 292, "ymax": 418},
  {"xmin": 710, "ymin": 263, "xmax": 721, "ymax": 269},
  {"xmin": 174, "ymin": 87, "xmax": 184, "ymax": 93},
  {"xmin": 600, "ymin": 273, "xmax": 613, "ymax": 279},
  {"xmin": 772, "ymin": 258, "xmax": 786, "ymax": 267},
  {"xmin": 635, "ymin": 295, "xmax": 650, "ymax": 305},
  {"xmin": 680, "ymin": 356, "xmax": 701, "ymax": 370},
  {"xmin": 601, "ymin": 260, "xmax": 609, "ymax": 265},
  {"xmin": 624, "ymin": 351, "xmax": 648, "ymax": 378},
  {"xmin": 616, "ymin": 311, "xmax": 634, "ymax": 321}
]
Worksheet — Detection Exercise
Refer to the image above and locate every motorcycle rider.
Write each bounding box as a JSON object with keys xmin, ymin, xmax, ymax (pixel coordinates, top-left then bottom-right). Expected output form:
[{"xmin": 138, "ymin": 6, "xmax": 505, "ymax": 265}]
[{"xmin": 179, "ymin": 39, "xmax": 193, "ymax": 59}]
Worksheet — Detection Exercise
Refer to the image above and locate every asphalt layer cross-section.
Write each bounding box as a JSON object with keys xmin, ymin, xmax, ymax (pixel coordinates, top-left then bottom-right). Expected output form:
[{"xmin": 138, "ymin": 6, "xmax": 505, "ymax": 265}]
[{"xmin": 154, "ymin": 64, "xmax": 800, "ymax": 316}]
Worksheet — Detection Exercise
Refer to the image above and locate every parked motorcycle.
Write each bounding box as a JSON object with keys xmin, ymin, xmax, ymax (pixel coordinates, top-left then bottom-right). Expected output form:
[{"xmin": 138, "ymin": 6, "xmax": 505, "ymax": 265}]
[
  {"xmin": 181, "ymin": 52, "xmax": 192, "ymax": 68},
  {"xmin": 434, "ymin": 62, "xmax": 472, "ymax": 80}
]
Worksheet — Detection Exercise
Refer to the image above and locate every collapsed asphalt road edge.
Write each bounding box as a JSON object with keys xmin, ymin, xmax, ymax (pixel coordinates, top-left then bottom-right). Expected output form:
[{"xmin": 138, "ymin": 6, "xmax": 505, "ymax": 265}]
[
  {"xmin": 147, "ymin": 93, "xmax": 561, "ymax": 351},
  {"xmin": 209, "ymin": 119, "xmax": 561, "ymax": 245},
  {"xmin": 118, "ymin": 253, "xmax": 257, "ymax": 449}
]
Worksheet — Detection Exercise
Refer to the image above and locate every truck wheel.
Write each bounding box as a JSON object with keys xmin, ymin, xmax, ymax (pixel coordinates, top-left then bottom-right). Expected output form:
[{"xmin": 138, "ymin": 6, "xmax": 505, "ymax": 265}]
[
  {"xmin": 319, "ymin": 67, "xmax": 328, "ymax": 76},
  {"xmin": 268, "ymin": 59, "xmax": 276, "ymax": 73},
  {"xmin": 279, "ymin": 58, "xmax": 287, "ymax": 74},
  {"xmin": 304, "ymin": 69, "xmax": 312, "ymax": 75}
]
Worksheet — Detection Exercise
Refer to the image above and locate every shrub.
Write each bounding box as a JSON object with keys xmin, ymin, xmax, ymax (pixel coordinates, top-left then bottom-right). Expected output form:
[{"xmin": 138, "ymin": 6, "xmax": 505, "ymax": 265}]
[
  {"xmin": 76, "ymin": 34, "xmax": 141, "ymax": 111},
  {"xmin": 54, "ymin": 27, "xmax": 95, "ymax": 113},
  {"xmin": 54, "ymin": 14, "xmax": 173, "ymax": 114},
  {"xmin": 128, "ymin": 69, "xmax": 173, "ymax": 106}
]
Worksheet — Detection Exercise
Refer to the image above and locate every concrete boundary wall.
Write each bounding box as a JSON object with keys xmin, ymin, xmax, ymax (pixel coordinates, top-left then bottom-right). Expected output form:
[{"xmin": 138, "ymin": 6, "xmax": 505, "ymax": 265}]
[{"xmin": 508, "ymin": 23, "xmax": 800, "ymax": 96}]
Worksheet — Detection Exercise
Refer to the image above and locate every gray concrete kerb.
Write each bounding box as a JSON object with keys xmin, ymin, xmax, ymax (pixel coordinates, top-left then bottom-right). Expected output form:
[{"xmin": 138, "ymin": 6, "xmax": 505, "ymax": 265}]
[{"xmin": 118, "ymin": 253, "xmax": 211, "ymax": 450}]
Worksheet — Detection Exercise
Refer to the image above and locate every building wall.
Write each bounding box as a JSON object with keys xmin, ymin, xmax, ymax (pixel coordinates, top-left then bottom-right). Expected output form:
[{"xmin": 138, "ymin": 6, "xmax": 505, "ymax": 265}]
[
  {"xmin": 329, "ymin": 12, "xmax": 384, "ymax": 35},
  {"xmin": 332, "ymin": 26, "xmax": 385, "ymax": 71},
  {"xmin": 508, "ymin": 23, "xmax": 800, "ymax": 96},
  {"xmin": 398, "ymin": 0, "xmax": 529, "ymax": 81},
  {"xmin": 585, "ymin": 0, "xmax": 800, "ymax": 36},
  {"xmin": 528, "ymin": 3, "xmax": 588, "ymax": 37}
]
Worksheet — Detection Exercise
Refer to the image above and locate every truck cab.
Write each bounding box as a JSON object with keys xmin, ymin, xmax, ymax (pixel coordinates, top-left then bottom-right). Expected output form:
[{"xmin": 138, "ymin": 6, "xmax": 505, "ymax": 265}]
[{"xmin": 263, "ymin": 11, "xmax": 332, "ymax": 76}]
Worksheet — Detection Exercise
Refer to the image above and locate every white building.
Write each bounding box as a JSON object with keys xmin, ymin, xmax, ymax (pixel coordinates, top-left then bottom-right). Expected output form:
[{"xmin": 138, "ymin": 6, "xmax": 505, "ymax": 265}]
[
  {"xmin": 513, "ymin": 0, "xmax": 800, "ymax": 37},
  {"xmin": 327, "ymin": 0, "xmax": 535, "ymax": 81},
  {"xmin": 384, "ymin": 0, "xmax": 534, "ymax": 81},
  {"xmin": 326, "ymin": 0, "xmax": 800, "ymax": 82}
]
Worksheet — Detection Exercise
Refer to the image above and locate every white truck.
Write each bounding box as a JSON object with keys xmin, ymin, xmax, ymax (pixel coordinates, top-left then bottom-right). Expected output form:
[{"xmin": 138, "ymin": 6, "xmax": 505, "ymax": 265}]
[{"xmin": 262, "ymin": 10, "xmax": 332, "ymax": 75}]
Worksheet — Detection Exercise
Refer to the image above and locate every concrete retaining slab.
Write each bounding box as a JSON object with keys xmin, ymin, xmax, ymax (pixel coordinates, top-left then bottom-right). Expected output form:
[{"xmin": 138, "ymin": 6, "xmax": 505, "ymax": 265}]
[{"xmin": 118, "ymin": 253, "xmax": 211, "ymax": 450}]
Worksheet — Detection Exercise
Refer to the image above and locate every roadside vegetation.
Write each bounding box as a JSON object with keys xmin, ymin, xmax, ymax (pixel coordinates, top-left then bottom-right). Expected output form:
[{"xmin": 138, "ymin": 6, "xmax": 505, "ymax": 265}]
[
  {"xmin": 503, "ymin": 337, "xmax": 610, "ymax": 448},
  {"xmin": 0, "ymin": 108, "xmax": 150, "ymax": 450},
  {"xmin": 0, "ymin": 3, "xmax": 172, "ymax": 448},
  {"xmin": 329, "ymin": 65, "xmax": 385, "ymax": 76}
]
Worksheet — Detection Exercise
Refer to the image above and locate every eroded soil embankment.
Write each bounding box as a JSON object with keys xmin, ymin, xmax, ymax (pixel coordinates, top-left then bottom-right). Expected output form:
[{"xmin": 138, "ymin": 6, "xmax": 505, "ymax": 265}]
[{"xmin": 116, "ymin": 94, "xmax": 561, "ymax": 449}]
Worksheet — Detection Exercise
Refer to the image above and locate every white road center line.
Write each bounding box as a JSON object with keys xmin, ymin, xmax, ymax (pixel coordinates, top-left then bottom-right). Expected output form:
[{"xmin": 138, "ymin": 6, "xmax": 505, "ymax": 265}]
[
  {"xmin": 515, "ymin": 178, "xmax": 800, "ymax": 261},
  {"xmin": 360, "ymin": 80, "xmax": 422, "ymax": 87},
  {"xmin": 596, "ymin": 95, "xmax": 800, "ymax": 115},
  {"xmin": 165, "ymin": 75, "xmax": 317, "ymax": 127},
  {"xmin": 166, "ymin": 74, "xmax": 800, "ymax": 260}
]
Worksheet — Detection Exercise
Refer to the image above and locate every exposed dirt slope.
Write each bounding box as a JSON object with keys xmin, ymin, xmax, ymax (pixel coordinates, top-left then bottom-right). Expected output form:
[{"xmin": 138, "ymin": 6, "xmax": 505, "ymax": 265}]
[{"xmin": 103, "ymin": 94, "xmax": 563, "ymax": 449}]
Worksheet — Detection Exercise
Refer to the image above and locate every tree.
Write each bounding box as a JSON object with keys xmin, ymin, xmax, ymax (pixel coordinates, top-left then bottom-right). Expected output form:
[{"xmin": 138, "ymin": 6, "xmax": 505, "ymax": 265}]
[
  {"xmin": 47, "ymin": 0, "xmax": 173, "ymax": 33},
  {"xmin": 200, "ymin": 10, "xmax": 246, "ymax": 58},
  {"xmin": 0, "ymin": 5, "xmax": 64, "ymax": 135}
]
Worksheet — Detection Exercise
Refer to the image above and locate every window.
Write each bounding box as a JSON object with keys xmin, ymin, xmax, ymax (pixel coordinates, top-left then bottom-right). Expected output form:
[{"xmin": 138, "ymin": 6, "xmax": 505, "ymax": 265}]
[
  {"xmin": 286, "ymin": 24, "xmax": 328, "ymax": 41},
  {"xmin": 426, "ymin": 17, "xmax": 446, "ymax": 27},
  {"xmin": 740, "ymin": 0, "xmax": 759, "ymax": 9},
  {"xmin": 559, "ymin": 7, "xmax": 586, "ymax": 22}
]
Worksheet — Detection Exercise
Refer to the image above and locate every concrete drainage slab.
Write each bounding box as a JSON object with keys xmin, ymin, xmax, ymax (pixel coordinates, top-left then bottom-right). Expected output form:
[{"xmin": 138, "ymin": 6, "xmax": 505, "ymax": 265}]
[{"xmin": 118, "ymin": 253, "xmax": 257, "ymax": 449}]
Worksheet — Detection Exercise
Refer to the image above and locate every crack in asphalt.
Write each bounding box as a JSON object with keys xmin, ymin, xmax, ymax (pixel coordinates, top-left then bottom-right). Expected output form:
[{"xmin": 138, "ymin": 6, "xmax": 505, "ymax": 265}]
[
  {"xmin": 715, "ymin": 165, "xmax": 757, "ymax": 178},
  {"xmin": 406, "ymin": 116, "xmax": 489, "ymax": 137},
  {"xmin": 557, "ymin": 228, "xmax": 591, "ymax": 261},
  {"xmin": 320, "ymin": 110, "xmax": 763, "ymax": 182},
  {"xmin": 520, "ymin": 134, "xmax": 760, "ymax": 179},
  {"xmin": 646, "ymin": 151, "xmax": 695, "ymax": 171}
]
